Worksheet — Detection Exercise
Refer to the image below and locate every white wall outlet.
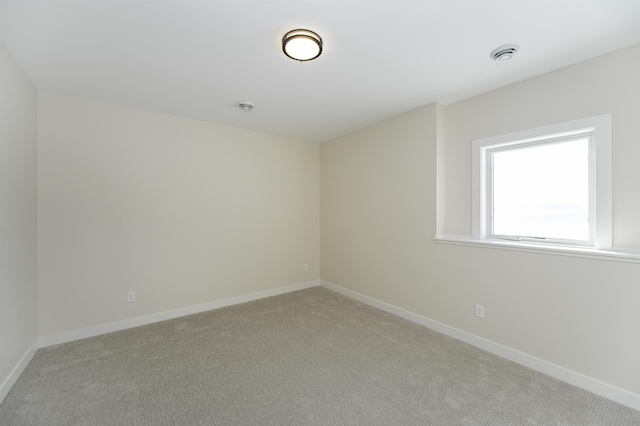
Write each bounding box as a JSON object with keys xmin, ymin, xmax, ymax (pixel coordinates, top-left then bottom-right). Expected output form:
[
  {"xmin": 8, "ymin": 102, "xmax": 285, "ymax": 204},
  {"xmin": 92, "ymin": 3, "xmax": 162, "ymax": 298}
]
[
  {"xmin": 304, "ymin": 264, "xmax": 309, "ymax": 272},
  {"xmin": 127, "ymin": 291, "xmax": 136, "ymax": 303},
  {"xmin": 475, "ymin": 304, "xmax": 485, "ymax": 319}
]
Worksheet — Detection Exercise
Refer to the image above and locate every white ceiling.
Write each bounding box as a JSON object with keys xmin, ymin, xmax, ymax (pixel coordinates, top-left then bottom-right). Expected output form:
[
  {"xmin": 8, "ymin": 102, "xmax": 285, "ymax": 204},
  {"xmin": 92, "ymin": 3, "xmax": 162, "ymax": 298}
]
[{"xmin": 1, "ymin": 0, "xmax": 639, "ymax": 142}]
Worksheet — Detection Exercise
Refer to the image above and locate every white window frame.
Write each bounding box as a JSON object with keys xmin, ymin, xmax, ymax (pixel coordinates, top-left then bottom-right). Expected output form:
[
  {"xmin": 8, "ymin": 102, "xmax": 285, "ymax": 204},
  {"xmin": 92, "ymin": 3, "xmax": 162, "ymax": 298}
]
[{"xmin": 472, "ymin": 114, "xmax": 612, "ymax": 250}]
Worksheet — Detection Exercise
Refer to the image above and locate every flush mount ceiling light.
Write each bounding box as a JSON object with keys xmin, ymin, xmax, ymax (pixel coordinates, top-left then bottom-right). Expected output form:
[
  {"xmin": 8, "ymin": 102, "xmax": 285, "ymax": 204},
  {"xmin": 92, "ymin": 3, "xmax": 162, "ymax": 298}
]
[
  {"xmin": 282, "ymin": 29, "xmax": 323, "ymax": 61},
  {"xmin": 490, "ymin": 44, "xmax": 520, "ymax": 63},
  {"xmin": 238, "ymin": 101, "xmax": 254, "ymax": 111}
]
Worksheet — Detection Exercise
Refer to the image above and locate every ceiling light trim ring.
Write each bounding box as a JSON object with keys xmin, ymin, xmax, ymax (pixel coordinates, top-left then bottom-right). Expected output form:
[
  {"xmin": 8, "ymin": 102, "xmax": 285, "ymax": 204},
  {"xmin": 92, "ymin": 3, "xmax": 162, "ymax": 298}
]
[{"xmin": 282, "ymin": 29, "xmax": 323, "ymax": 62}]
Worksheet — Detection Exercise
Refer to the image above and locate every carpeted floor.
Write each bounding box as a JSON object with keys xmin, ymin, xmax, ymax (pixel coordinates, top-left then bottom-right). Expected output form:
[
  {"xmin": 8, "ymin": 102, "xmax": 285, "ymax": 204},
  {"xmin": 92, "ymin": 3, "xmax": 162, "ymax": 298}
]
[{"xmin": 1, "ymin": 286, "xmax": 639, "ymax": 425}]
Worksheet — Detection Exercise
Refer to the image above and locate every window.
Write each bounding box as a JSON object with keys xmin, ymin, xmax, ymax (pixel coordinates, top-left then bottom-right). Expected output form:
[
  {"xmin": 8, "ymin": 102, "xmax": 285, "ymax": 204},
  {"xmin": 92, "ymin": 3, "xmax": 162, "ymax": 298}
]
[
  {"xmin": 472, "ymin": 114, "xmax": 611, "ymax": 249},
  {"xmin": 490, "ymin": 134, "xmax": 591, "ymax": 244}
]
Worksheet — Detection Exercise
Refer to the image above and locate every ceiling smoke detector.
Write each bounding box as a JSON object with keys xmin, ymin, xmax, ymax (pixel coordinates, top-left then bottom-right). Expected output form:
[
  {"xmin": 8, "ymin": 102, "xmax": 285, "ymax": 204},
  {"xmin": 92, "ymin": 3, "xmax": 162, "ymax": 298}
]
[
  {"xmin": 238, "ymin": 102, "xmax": 254, "ymax": 111},
  {"xmin": 490, "ymin": 44, "xmax": 520, "ymax": 63}
]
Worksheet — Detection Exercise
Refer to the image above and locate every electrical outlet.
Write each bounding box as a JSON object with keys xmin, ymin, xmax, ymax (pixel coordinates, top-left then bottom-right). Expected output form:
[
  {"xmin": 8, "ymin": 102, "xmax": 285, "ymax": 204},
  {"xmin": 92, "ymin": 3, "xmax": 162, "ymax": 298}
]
[
  {"xmin": 127, "ymin": 291, "xmax": 136, "ymax": 303},
  {"xmin": 304, "ymin": 264, "xmax": 310, "ymax": 272},
  {"xmin": 475, "ymin": 304, "xmax": 485, "ymax": 319}
]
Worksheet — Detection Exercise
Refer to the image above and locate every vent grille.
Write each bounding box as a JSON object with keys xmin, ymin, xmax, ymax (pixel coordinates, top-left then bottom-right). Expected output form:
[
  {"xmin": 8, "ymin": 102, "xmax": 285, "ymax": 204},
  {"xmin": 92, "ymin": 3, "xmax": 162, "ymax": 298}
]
[{"xmin": 490, "ymin": 44, "xmax": 520, "ymax": 63}]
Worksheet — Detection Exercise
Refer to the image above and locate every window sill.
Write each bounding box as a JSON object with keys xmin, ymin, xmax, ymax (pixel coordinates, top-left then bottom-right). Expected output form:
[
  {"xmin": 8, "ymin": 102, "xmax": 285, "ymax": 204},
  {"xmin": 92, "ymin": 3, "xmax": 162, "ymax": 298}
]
[{"xmin": 433, "ymin": 235, "xmax": 640, "ymax": 264}]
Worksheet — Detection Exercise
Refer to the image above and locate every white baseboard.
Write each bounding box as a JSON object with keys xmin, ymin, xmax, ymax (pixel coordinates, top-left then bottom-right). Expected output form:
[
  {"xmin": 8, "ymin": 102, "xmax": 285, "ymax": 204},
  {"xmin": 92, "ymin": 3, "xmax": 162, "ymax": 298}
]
[
  {"xmin": 39, "ymin": 280, "xmax": 319, "ymax": 348},
  {"xmin": 0, "ymin": 340, "xmax": 38, "ymax": 404},
  {"xmin": 320, "ymin": 280, "xmax": 640, "ymax": 412}
]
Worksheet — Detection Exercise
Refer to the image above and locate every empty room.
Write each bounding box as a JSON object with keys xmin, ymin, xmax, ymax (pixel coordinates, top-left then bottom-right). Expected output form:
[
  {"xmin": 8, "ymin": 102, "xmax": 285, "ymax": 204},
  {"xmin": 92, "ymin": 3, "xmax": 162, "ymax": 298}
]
[{"xmin": 1, "ymin": 0, "xmax": 640, "ymax": 424}]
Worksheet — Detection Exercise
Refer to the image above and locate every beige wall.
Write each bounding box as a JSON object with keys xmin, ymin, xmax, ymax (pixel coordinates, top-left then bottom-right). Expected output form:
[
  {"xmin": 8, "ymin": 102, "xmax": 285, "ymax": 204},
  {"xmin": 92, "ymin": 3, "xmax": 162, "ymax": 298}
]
[
  {"xmin": 0, "ymin": 43, "xmax": 37, "ymax": 389},
  {"xmin": 38, "ymin": 92, "xmax": 319, "ymax": 337},
  {"xmin": 440, "ymin": 44, "xmax": 640, "ymax": 394},
  {"xmin": 320, "ymin": 44, "xmax": 640, "ymax": 396},
  {"xmin": 320, "ymin": 104, "xmax": 439, "ymax": 307}
]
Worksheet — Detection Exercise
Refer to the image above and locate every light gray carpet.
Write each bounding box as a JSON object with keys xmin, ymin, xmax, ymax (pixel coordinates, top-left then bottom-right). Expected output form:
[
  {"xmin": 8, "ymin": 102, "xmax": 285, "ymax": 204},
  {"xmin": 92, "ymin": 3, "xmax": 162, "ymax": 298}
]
[{"xmin": 1, "ymin": 287, "xmax": 639, "ymax": 425}]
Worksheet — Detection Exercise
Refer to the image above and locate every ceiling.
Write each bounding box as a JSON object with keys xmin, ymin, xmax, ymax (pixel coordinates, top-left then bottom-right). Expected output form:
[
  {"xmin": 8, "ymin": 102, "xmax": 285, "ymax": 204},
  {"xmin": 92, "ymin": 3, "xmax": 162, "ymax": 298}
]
[{"xmin": 1, "ymin": 0, "xmax": 639, "ymax": 143}]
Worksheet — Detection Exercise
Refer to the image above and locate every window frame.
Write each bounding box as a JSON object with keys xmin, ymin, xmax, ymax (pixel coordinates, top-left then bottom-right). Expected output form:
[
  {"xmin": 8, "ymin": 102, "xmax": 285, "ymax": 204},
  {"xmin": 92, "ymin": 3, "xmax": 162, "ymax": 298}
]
[{"xmin": 472, "ymin": 114, "xmax": 612, "ymax": 250}]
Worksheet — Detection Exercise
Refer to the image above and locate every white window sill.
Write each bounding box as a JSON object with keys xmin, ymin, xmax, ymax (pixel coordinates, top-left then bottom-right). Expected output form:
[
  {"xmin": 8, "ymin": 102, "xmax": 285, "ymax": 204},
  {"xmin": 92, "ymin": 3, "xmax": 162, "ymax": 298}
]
[{"xmin": 433, "ymin": 235, "xmax": 640, "ymax": 264}]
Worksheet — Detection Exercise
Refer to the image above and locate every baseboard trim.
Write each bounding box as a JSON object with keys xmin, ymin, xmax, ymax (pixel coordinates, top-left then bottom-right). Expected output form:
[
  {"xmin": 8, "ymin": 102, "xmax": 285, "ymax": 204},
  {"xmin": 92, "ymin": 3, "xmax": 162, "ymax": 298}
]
[
  {"xmin": 320, "ymin": 280, "xmax": 640, "ymax": 412},
  {"xmin": 0, "ymin": 340, "xmax": 38, "ymax": 404},
  {"xmin": 39, "ymin": 280, "xmax": 319, "ymax": 348}
]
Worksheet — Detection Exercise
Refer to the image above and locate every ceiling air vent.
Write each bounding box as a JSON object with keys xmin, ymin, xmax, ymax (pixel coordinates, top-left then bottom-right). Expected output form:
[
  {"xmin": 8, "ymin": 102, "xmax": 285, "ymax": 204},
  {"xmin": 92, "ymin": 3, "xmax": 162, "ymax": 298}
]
[{"xmin": 490, "ymin": 44, "xmax": 520, "ymax": 63}]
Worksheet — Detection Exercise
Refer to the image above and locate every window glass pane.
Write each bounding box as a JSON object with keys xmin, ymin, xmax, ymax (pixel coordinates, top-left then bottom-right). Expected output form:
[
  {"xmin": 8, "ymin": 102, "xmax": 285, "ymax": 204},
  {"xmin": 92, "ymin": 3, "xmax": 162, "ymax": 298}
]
[{"xmin": 492, "ymin": 137, "xmax": 589, "ymax": 241}]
